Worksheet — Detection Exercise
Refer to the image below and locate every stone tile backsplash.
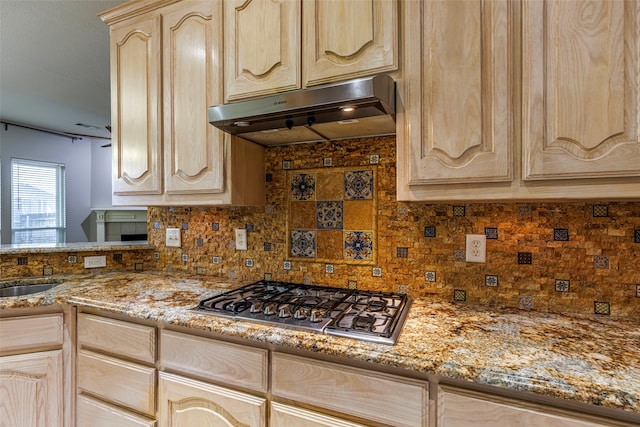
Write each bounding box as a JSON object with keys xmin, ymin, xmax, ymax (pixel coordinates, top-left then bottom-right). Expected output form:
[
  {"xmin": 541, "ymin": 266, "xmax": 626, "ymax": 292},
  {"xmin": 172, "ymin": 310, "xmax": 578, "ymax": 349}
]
[{"xmin": 146, "ymin": 136, "xmax": 639, "ymax": 319}]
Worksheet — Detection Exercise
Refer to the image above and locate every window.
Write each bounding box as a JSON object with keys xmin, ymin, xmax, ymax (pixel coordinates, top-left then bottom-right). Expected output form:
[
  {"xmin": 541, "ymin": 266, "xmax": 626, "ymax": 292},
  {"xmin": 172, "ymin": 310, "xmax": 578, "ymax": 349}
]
[{"xmin": 11, "ymin": 159, "xmax": 66, "ymax": 244}]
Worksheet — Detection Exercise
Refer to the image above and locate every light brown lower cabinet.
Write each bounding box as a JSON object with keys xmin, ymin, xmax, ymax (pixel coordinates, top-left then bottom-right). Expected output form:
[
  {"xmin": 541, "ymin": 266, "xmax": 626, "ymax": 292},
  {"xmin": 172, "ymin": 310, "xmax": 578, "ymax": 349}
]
[
  {"xmin": 157, "ymin": 372, "xmax": 267, "ymax": 427},
  {"xmin": 270, "ymin": 401, "xmax": 369, "ymax": 427},
  {"xmin": 437, "ymin": 385, "xmax": 637, "ymax": 427},
  {"xmin": 76, "ymin": 394, "xmax": 155, "ymax": 427},
  {"xmin": 0, "ymin": 312, "xmax": 66, "ymax": 427}
]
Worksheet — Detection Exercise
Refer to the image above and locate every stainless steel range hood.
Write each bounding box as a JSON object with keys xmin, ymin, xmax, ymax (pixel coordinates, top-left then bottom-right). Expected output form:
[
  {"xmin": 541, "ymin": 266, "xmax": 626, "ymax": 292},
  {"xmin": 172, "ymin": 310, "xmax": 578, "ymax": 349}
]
[{"xmin": 208, "ymin": 74, "xmax": 395, "ymax": 146}]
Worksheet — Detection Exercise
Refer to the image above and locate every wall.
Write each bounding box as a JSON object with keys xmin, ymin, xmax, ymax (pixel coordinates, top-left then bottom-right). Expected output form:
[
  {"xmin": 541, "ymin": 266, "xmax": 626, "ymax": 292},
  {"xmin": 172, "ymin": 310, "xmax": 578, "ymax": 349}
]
[
  {"xmin": 0, "ymin": 125, "xmax": 114, "ymax": 243},
  {"xmin": 148, "ymin": 136, "xmax": 640, "ymax": 319}
]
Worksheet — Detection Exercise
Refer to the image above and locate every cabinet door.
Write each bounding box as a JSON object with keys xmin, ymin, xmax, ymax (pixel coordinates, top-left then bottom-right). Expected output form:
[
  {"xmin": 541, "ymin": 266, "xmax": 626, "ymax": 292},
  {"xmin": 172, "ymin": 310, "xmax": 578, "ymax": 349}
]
[
  {"xmin": 162, "ymin": 1, "xmax": 226, "ymax": 195},
  {"xmin": 224, "ymin": 0, "xmax": 300, "ymax": 101},
  {"xmin": 303, "ymin": 0, "xmax": 398, "ymax": 87},
  {"xmin": 110, "ymin": 14, "xmax": 163, "ymax": 196},
  {"xmin": 397, "ymin": 0, "xmax": 512, "ymax": 190},
  {"xmin": 157, "ymin": 372, "xmax": 267, "ymax": 427},
  {"xmin": 0, "ymin": 350, "xmax": 63, "ymax": 427},
  {"xmin": 522, "ymin": 0, "xmax": 640, "ymax": 180}
]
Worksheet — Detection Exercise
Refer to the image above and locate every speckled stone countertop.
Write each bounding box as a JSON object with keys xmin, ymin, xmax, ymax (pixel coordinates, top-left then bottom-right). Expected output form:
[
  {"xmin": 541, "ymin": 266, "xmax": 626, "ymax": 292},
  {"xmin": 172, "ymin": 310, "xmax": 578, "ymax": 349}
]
[
  {"xmin": 1, "ymin": 271, "xmax": 638, "ymax": 416},
  {"xmin": 0, "ymin": 241, "xmax": 151, "ymax": 254}
]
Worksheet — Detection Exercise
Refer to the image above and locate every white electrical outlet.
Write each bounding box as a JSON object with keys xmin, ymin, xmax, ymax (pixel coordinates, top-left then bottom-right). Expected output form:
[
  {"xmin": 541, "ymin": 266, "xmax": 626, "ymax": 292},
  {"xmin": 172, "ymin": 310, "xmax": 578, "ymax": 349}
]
[
  {"xmin": 235, "ymin": 228, "xmax": 248, "ymax": 250},
  {"xmin": 84, "ymin": 255, "xmax": 106, "ymax": 269},
  {"xmin": 166, "ymin": 228, "xmax": 181, "ymax": 247},
  {"xmin": 465, "ymin": 234, "xmax": 486, "ymax": 263}
]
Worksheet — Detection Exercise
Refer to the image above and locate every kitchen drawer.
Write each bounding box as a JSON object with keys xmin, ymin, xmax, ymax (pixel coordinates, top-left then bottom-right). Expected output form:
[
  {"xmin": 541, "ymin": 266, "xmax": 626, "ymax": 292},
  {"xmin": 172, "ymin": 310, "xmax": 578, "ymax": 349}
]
[
  {"xmin": 0, "ymin": 313, "xmax": 63, "ymax": 354},
  {"xmin": 160, "ymin": 329, "xmax": 268, "ymax": 393},
  {"xmin": 270, "ymin": 402, "xmax": 369, "ymax": 427},
  {"xmin": 77, "ymin": 394, "xmax": 156, "ymax": 427},
  {"xmin": 272, "ymin": 352, "xmax": 428, "ymax": 427},
  {"xmin": 78, "ymin": 313, "xmax": 155, "ymax": 363},
  {"xmin": 77, "ymin": 349, "xmax": 156, "ymax": 417}
]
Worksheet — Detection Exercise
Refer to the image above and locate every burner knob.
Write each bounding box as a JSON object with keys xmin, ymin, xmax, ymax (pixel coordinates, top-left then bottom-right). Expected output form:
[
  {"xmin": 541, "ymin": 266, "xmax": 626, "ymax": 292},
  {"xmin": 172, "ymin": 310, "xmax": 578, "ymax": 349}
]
[
  {"xmin": 263, "ymin": 303, "xmax": 276, "ymax": 316},
  {"xmin": 250, "ymin": 301, "xmax": 262, "ymax": 313},
  {"xmin": 278, "ymin": 306, "xmax": 292, "ymax": 318},
  {"xmin": 309, "ymin": 309, "xmax": 323, "ymax": 323},
  {"xmin": 293, "ymin": 307, "xmax": 307, "ymax": 320}
]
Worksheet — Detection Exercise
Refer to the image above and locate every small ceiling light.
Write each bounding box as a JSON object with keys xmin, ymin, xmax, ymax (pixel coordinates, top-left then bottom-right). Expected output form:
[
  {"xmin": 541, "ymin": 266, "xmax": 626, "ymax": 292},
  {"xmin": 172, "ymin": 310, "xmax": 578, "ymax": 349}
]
[
  {"xmin": 233, "ymin": 121, "xmax": 251, "ymax": 127},
  {"xmin": 340, "ymin": 106, "xmax": 356, "ymax": 113}
]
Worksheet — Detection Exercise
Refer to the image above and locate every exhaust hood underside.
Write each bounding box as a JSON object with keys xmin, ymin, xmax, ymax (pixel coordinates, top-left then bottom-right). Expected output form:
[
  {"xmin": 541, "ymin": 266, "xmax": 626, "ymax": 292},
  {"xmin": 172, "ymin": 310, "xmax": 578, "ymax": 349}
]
[{"xmin": 208, "ymin": 75, "xmax": 396, "ymax": 146}]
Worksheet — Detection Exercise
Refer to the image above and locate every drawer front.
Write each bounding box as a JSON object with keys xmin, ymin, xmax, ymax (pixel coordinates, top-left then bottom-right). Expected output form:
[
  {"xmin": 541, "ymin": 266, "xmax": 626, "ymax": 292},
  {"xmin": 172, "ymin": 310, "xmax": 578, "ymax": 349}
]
[
  {"xmin": 78, "ymin": 313, "xmax": 155, "ymax": 363},
  {"xmin": 77, "ymin": 349, "xmax": 156, "ymax": 416},
  {"xmin": 270, "ymin": 402, "xmax": 369, "ymax": 427},
  {"xmin": 77, "ymin": 394, "xmax": 156, "ymax": 427},
  {"xmin": 0, "ymin": 313, "xmax": 64, "ymax": 354},
  {"xmin": 272, "ymin": 352, "xmax": 428, "ymax": 427},
  {"xmin": 160, "ymin": 330, "xmax": 268, "ymax": 393}
]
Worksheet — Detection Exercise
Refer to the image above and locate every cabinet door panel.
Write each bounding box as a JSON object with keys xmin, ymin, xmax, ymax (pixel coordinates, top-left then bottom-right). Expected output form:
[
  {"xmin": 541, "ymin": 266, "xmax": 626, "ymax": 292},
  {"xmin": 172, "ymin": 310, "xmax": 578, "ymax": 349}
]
[
  {"xmin": 303, "ymin": 0, "xmax": 398, "ymax": 86},
  {"xmin": 224, "ymin": 0, "xmax": 300, "ymax": 100},
  {"xmin": 398, "ymin": 0, "xmax": 511, "ymax": 186},
  {"xmin": 163, "ymin": 1, "xmax": 225, "ymax": 195},
  {"xmin": 111, "ymin": 15, "xmax": 162, "ymax": 195},
  {"xmin": 158, "ymin": 372, "xmax": 266, "ymax": 427},
  {"xmin": 0, "ymin": 350, "xmax": 63, "ymax": 427},
  {"xmin": 522, "ymin": 0, "xmax": 640, "ymax": 180}
]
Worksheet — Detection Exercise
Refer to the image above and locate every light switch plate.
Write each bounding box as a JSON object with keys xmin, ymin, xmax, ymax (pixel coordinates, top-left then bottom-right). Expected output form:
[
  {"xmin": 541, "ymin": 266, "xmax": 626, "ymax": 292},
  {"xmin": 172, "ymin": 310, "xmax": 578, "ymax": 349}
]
[
  {"xmin": 465, "ymin": 234, "xmax": 486, "ymax": 263},
  {"xmin": 166, "ymin": 228, "xmax": 181, "ymax": 247},
  {"xmin": 235, "ymin": 228, "xmax": 247, "ymax": 250}
]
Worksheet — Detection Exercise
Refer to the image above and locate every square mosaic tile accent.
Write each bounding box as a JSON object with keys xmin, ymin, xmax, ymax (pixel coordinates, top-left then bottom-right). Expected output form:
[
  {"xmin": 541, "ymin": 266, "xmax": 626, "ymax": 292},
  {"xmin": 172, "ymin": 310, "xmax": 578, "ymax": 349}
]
[
  {"xmin": 288, "ymin": 167, "xmax": 377, "ymax": 264},
  {"xmin": 325, "ymin": 264, "xmax": 334, "ymax": 274},
  {"xmin": 554, "ymin": 228, "xmax": 569, "ymax": 241},
  {"xmin": 555, "ymin": 279, "xmax": 570, "ymax": 292},
  {"xmin": 424, "ymin": 226, "xmax": 436, "ymax": 238},
  {"xmin": 212, "ymin": 256, "xmax": 220, "ymax": 264},
  {"xmin": 324, "ymin": 157, "xmax": 333, "ymax": 167},
  {"xmin": 264, "ymin": 273, "xmax": 272, "ymax": 281},
  {"xmin": 212, "ymin": 222, "xmax": 219, "ymax": 231},
  {"xmin": 372, "ymin": 266, "xmax": 382, "ymax": 277},
  {"xmin": 594, "ymin": 255, "xmax": 609, "ymax": 269},
  {"xmin": 518, "ymin": 205, "xmax": 532, "ymax": 217},
  {"xmin": 181, "ymin": 253, "xmax": 188, "ymax": 262},
  {"xmin": 594, "ymin": 301, "xmax": 610, "ymax": 315},
  {"xmin": 263, "ymin": 242, "xmax": 272, "ymax": 251},
  {"xmin": 283, "ymin": 261, "xmax": 291, "ymax": 270},
  {"xmin": 425, "ymin": 271, "xmax": 436, "ymax": 282},
  {"xmin": 485, "ymin": 227, "xmax": 498, "ymax": 240},
  {"xmin": 245, "ymin": 259, "xmax": 254, "ymax": 267},
  {"xmin": 454, "ymin": 289, "xmax": 466, "ymax": 301},
  {"xmin": 519, "ymin": 295, "xmax": 533, "ymax": 309},
  {"xmin": 154, "ymin": 221, "xmax": 161, "ymax": 229},
  {"xmin": 454, "ymin": 250, "xmax": 465, "ymax": 261},
  {"xmin": 369, "ymin": 154, "xmax": 380, "ymax": 164},
  {"xmin": 635, "ymin": 229, "xmax": 640, "ymax": 243},
  {"xmin": 518, "ymin": 252, "xmax": 533, "ymax": 264},
  {"xmin": 593, "ymin": 204, "xmax": 608, "ymax": 217},
  {"xmin": 17, "ymin": 257, "xmax": 27, "ymax": 265},
  {"xmin": 43, "ymin": 266, "xmax": 53, "ymax": 275},
  {"xmin": 453, "ymin": 205, "xmax": 466, "ymax": 217},
  {"xmin": 636, "ymin": 284, "xmax": 640, "ymax": 298},
  {"xmin": 396, "ymin": 247, "xmax": 409, "ymax": 258},
  {"xmin": 348, "ymin": 280, "xmax": 357, "ymax": 289},
  {"xmin": 485, "ymin": 275, "xmax": 499, "ymax": 287}
]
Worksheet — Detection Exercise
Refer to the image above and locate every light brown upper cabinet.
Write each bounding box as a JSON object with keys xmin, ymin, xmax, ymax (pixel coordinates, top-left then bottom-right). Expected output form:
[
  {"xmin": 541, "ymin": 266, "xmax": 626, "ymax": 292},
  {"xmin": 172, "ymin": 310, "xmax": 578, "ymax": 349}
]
[
  {"xmin": 101, "ymin": 0, "xmax": 265, "ymax": 206},
  {"xmin": 224, "ymin": 0, "xmax": 398, "ymax": 102},
  {"xmin": 397, "ymin": 0, "xmax": 640, "ymax": 202},
  {"xmin": 521, "ymin": 0, "xmax": 640, "ymax": 181}
]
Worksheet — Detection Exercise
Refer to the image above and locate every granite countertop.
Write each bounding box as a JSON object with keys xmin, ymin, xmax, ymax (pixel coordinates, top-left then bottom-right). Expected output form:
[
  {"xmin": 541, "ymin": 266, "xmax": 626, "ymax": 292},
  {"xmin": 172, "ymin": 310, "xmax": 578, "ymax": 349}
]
[
  {"xmin": 1, "ymin": 271, "xmax": 638, "ymax": 415},
  {"xmin": 0, "ymin": 241, "xmax": 152, "ymax": 255}
]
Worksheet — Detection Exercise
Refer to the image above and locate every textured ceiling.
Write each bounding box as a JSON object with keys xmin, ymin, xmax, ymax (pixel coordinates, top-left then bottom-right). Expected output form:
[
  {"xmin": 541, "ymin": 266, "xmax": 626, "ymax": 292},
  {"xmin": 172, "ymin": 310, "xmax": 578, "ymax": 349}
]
[{"xmin": 0, "ymin": 0, "xmax": 125, "ymax": 140}]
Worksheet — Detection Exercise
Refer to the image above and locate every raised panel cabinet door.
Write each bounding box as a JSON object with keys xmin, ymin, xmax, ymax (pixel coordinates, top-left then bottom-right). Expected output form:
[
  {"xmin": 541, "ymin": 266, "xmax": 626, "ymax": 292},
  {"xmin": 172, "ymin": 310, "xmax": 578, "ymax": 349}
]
[
  {"xmin": 157, "ymin": 372, "xmax": 267, "ymax": 427},
  {"xmin": 397, "ymin": 0, "xmax": 512, "ymax": 189},
  {"xmin": 0, "ymin": 350, "xmax": 63, "ymax": 427},
  {"xmin": 303, "ymin": 0, "xmax": 398, "ymax": 87},
  {"xmin": 110, "ymin": 14, "xmax": 163, "ymax": 196},
  {"xmin": 224, "ymin": 0, "xmax": 301, "ymax": 101},
  {"xmin": 162, "ymin": 0, "xmax": 226, "ymax": 195},
  {"xmin": 522, "ymin": 0, "xmax": 640, "ymax": 180}
]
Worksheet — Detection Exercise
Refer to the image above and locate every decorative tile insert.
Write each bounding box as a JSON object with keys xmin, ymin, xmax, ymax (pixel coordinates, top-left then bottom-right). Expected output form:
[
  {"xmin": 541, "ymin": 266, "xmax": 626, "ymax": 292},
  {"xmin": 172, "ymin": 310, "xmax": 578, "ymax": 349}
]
[
  {"xmin": 288, "ymin": 167, "xmax": 377, "ymax": 265},
  {"xmin": 264, "ymin": 273, "xmax": 272, "ymax": 281},
  {"xmin": 396, "ymin": 247, "xmax": 409, "ymax": 258},
  {"xmin": 283, "ymin": 261, "xmax": 291, "ymax": 270},
  {"xmin": 453, "ymin": 206, "xmax": 466, "ymax": 217},
  {"xmin": 245, "ymin": 259, "xmax": 254, "ymax": 267},
  {"xmin": 348, "ymin": 280, "xmax": 357, "ymax": 289},
  {"xmin": 290, "ymin": 230, "xmax": 316, "ymax": 258},
  {"xmin": 282, "ymin": 160, "xmax": 291, "ymax": 169},
  {"xmin": 485, "ymin": 227, "xmax": 498, "ymax": 240},
  {"xmin": 323, "ymin": 157, "xmax": 333, "ymax": 167},
  {"xmin": 154, "ymin": 252, "xmax": 160, "ymax": 259},
  {"xmin": 181, "ymin": 253, "xmax": 188, "ymax": 262},
  {"xmin": 636, "ymin": 284, "xmax": 640, "ymax": 298},
  {"xmin": 43, "ymin": 266, "xmax": 53, "ymax": 276},
  {"xmin": 369, "ymin": 154, "xmax": 380, "ymax": 164},
  {"xmin": 454, "ymin": 289, "xmax": 466, "ymax": 302},
  {"xmin": 325, "ymin": 264, "xmax": 334, "ymax": 274},
  {"xmin": 593, "ymin": 204, "xmax": 608, "ymax": 217},
  {"xmin": 212, "ymin": 256, "xmax": 220, "ymax": 264},
  {"xmin": 113, "ymin": 253, "xmax": 123, "ymax": 262},
  {"xmin": 485, "ymin": 275, "xmax": 499, "ymax": 287},
  {"xmin": 263, "ymin": 242, "xmax": 272, "ymax": 251},
  {"xmin": 454, "ymin": 250, "xmax": 465, "ymax": 261},
  {"xmin": 594, "ymin": 255, "xmax": 609, "ymax": 269},
  {"xmin": 554, "ymin": 228, "xmax": 569, "ymax": 241},
  {"xmin": 372, "ymin": 266, "xmax": 382, "ymax": 277},
  {"xmin": 425, "ymin": 271, "xmax": 436, "ymax": 282},
  {"xmin": 518, "ymin": 252, "xmax": 533, "ymax": 264},
  {"xmin": 594, "ymin": 301, "xmax": 610, "ymax": 315},
  {"xmin": 635, "ymin": 229, "xmax": 640, "ymax": 243},
  {"xmin": 398, "ymin": 284, "xmax": 409, "ymax": 294},
  {"xmin": 181, "ymin": 222, "xmax": 188, "ymax": 230},
  {"xmin": 519, "ymin": 295, "xmax": 533, "ymax": 309},
  {"xmin": 154, "ymin": 221, "xmax": 161, "ymax": 229},
  {"xmin": 212, "ymin": 222, "xmax": 219, "ymax": 231},
  {"xmin": 196, "ymin": 238, "xmax": 203, "ymax": 247},
  {"xmin": 424, "ymin": 226, "xmax": 436, "ymax": 238},
  {"xmin": 266, "ymin": 173, "xmax": 273, "ymax": 182},
  {"xmin": 135, "ymin": 263, "xmax": 144, "ymax": 271},
  {"xmin": 518, "ymin": 205, "xmax": 532, "ymax": 217},
  {"xmin": 344, "ymin": 170, "xmax": 374, "ymax": 200},
  {"xmin": 304, "ymin": 276, "xmax": 313, "ymax": 285},
  {"xmin": 397, "ymin": 205, "xmax": 408, "ymax": 216},
  {"xmin": 555, "ymin": 279, "xmax": 570, "ymax": 292},
  {"xmin": 17, "ymin": 257, "xmax": 27, "ymax": 265},
  {"xmin": 68, "ymin": 255, "xmax": 77, "ymax": 264},
  {"xmin": 228, "ymin": 269, "xmax": 236, "ymax": 279},
  {"xmin": 196, "ymin": 266, "xmax": 206, "ymax": 275},
  {"xmin": 246, "ymin": 223, "xmax": 254, "ymax": 232}
]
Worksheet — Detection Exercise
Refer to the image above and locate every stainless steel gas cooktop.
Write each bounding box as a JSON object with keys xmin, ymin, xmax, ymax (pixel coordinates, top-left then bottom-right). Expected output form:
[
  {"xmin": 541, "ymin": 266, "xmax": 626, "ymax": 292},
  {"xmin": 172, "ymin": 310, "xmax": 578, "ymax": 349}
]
[{"xmin": 196, "ymin": 280, "xmax": 411, "ymax": 345}]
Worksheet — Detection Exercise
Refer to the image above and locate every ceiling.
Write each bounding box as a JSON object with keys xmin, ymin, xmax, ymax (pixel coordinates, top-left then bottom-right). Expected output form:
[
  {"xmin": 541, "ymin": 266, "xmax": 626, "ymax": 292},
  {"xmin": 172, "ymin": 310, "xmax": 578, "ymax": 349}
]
[{"xmin": 0, "ymin": 0, "xmax": 125, "ymax": 140}]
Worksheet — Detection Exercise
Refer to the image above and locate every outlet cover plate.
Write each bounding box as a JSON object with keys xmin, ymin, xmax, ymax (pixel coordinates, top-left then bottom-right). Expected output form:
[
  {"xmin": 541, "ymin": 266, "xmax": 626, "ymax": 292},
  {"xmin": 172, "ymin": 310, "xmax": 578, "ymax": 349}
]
[
  {"xmin": 166, "ymin": 228, "xmax": 181, "ymax": 247},
  {"xmin": 466, "ymin": 234, "xmax": 486, "ymax": 263},
  {"xmin": 84, "ymin": 255, "xmax": 106, "ymax": 269}
]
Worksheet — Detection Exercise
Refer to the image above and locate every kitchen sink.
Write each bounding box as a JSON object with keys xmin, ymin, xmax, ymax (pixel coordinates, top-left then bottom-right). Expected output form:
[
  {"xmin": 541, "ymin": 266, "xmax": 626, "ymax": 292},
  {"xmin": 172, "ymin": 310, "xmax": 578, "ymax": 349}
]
[{"xmin": 0, "ymin": 282, "xmax": 60, "ymax": 297}]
